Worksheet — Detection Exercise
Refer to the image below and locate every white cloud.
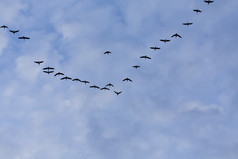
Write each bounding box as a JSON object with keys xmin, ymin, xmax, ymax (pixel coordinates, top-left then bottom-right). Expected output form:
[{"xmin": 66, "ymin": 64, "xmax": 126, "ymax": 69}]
[{"xmin": 179, "ymin": 101, "xmax": 223, "ymax": 114}]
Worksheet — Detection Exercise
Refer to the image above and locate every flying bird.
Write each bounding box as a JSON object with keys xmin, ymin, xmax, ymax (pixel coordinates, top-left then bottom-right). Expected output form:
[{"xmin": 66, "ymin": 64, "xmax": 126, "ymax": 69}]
[
  {"xmin": 204, "ymin": 0, "xmax": 214, "ymax": 4},
  {"xmin": 9, "ymin": 30, "xmax": 19, "ymax": 34},
  {"xmin": 34, "ymin": 61, "xmax": 44, "ymax": 65},
  {"xmin": 43, "ymin": 71, "xmax": 54, "ymax": 74},
  {"xmin": 104, "ymin": 51, "xmax": 111, "ymax": 55},
  {"xmin": 101, "ymin": 87, "xmax": 110, "ymax": 90},
  {"xmin": 72, "ymin": 78, "xmax": 81, "ymax": 82},
  {"xmin": 60, "ymin": 76, "xmax": 72, "ymax": 80},
  {"xmin": 183, "ymin": 22, "xmax": 193, "ymax": 26},
  {"xmin": 18, "ymin": 36, "xmax": 30, "ymax": 40},
  {"xmin": 140, "ymin": 55, "xmax": 151, "ymax": 59},
  {"xmin": 54, "ymin": 72, "xmax": 64, "ymax": 76},
  {"xmin": 132, "ymin": 65, "xmax": 140, "ymax": 69},
  {"xmin": 90, "ymin": 85, "xmax": 100, "ymax": 89},
  {"xmin": 122, "ymin": 78, "xmax": 132, "ymax": 82},
  {"xmin": 160, "ymin": 39, "xmax": 170, "ymax": 43},
  {"xmin": 150, "ymin": 46, "xmax": 160, "ymax": 50},
  {"xmin": 43, "ymin": 67, "xmax": 55, "ymax": 70},
  {"xmin": 106, "ymin": 83, "xmax": 114, "ymax": 87},
  {"xmin": 193, "ymin": 9, "xmax": 202, "ymax": 13},
  {"xmin": 80, "ymin": 80, "xmax": 90, "ymax": 84},
  {"xmin": 0, "ymin": 25, "xmax": 8, "ymax": 29},
  {"xmin": 171, "ymin": 33, "xmax": 182, "ymax": 38},
  {"xmin": 114, "ymin": 91, "xmax": 122, "ymax": 95}
]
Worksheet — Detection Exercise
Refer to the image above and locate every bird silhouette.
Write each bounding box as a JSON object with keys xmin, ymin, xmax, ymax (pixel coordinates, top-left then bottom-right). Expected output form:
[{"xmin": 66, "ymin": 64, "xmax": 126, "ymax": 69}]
[
  {"xmin": 54, "ymin": 72, "xmax": 64, "ymax": 76},
  {"xmin": 90, "ymin": 85, "xmax": 100, "ymax": 89},
  {"xmin": 171, "ymin": 33, "xmax": 182, "ymax": 38},
  {"xmin": 18, "ymin": 36, "xmax": 30, "ymax": 40},
  {"xmin": 43, "ymin": 67, "xmax": 54, "ymax": 70},
  {"xmin": 60, "ymin": 76, "xmax": 72, "ymax": 80},
  {"xmin": 104, "ymin": 51, "xmax": 111, "ymax": 55},
  {"xmin": 183, "ymin": 22, "xmax": 193, "ymax": 26},
  {"xmin": 114, "ymin": 91, "xmax": 122, "ymax": 95},
  {"xmin": 80, "ymin": 80, "xmax": 90, "ymax": 84},
  {"xmin": 43, "ymin": 71, "xmax": 54, "ymax": 74},
  {"xmin": 0, "ymin": 25, "xmax": 8, "ymax": 29},
  {"xmin": 101, "ymin": 87, "xmax": 110, "ymax": 90},
  {"xmin": 193, "ymin": 9, "xmax": 202, "ymax": 13},
  {"xmin": 34, "ymin": 61, "xmax": 44, "ymax": 65},
  {"xmin": 150, "ymin": 46, "xmax": 160, "ymax": 50},
  {"xmin": 122, "ymin": 78, "xmax": 132, "ymax": 82},
  {"xmin": 72, "ymin": 78, "xmax": 81, "ymax": 82},
  {"xmin": 106, "ymin": 83, "xmax": 114, "ymax": 87},
  {"xmin": 160, "ymin": 39, "xmax": 170, "ymax": 43},
  {"xmin": 204, "ymin": 0, "xmax": 214, "ymax": 5},
  {"xmin": 132, "ymin": 65, "xmax": 140, "ymax": 69},
  {"xmin": 9, "ymin": 30, "xmax": 19, "ymax": 34},
  {"xmin": 140, "ymin": 55, "xmax": 151, "ymax": 59}
]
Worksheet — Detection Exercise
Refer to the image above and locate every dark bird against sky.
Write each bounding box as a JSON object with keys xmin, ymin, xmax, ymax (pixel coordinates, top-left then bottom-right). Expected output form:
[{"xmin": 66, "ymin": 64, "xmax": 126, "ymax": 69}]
[
  {"xmin": 171, "ymin": 33, "xmax": 182, "ymax": 38},
  {"xmin": 104, "ymin": 51, "xmax": 111, "ymax": 55},
  {"xmin": 0, "ymin": 25, "xmax": 8, "ymax": 29},
  {"xmin": 43, "ymin": 67, "xmax": 55, "ymax": 70},
  {"xmin": 9, "ymin": 30, "xmax": 19, "ymax": 34},
  {"xmin": 80, "ymin": 80, "xmax": 90, "ymax": 84},
  {"xmin": 132, "ymin": 65, "xmax": 140, "ymax": 69},
  {"xmin": 183, "ymin": 22, "xmax": 193, "ymax": 26},
  {"xmin": 204, "ymin": 0, "xmax": 214, "ymax": 5},
  {"xmin": 18, "ymin": 36, "xmax": 30, "ymax": 40},
  {"xmin": 34, "ymin": 61, "xmax": 44, "ymax": 65},
  {"xmin": 72, "ymin": 78, "xmax": 81, "ymax": 82},
  {"xmin": 160, "ymin": 39, "xmax": 171, "ymax": 43},
  {"xmin": 193, "ymin": 9, "xmax": 202, "ymax": 13},
  {"xmin": 54, "ymin": 72, "xmax": 64, "ymax": 76},
  {"xmin": 150, "ymin": 46, "xmax": 160, "ymax": 50},
  {"xmin": 43, "ymin": 71, "xmax": 54, "ymax": 74},
  {"xmin": 106, "ymin": 83, "xmax": 114, "ymax": 87},
  {"xmin": 61, "ymin": 76, "xmax": 72, "ymax": 80},
  {"xmin": 122, "ymin": 78, "xmax": 132, "ymax": 82},
  {"xmin": 140, "ymin": 55, "xmax": 151, "ymax": 59},
  {"xmin": 114, "ymin": 91, "xmax": 122, "ymax": 95},
  {"xmin": 90, "ymin": 85, "xmax": 100, "ymax": 89}
]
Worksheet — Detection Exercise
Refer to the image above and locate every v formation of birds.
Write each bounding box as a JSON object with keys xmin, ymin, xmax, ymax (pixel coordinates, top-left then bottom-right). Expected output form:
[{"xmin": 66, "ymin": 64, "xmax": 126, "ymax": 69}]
[{"xmin": 1, "ymin": 0, "xmax": 214, "ymax": 96}]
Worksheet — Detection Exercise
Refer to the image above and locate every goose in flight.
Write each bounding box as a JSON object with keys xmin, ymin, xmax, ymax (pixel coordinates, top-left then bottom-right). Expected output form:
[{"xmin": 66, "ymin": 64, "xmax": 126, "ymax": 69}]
[
  {"xmin": 150, "ymin": 46, "xmax": 160, "ymax": 50},
  {"xmin": 80, "ymin": 80, "xmax": 90, "ymax": 84},
  {"xmin": 183, "ymin": 22, "xmax": 193, "ymax": 26},
  {"xmin": 140, "ymin": 55, "xmax": 151, "ymax": 59},
  {"xmin": 43, "ymin": 71, "xmax": 54, "ymax": 74},
  {"xmin": 54, "ymin": 72, "xmax": 64, "ymax": 76},
  {"xmin": 114, "ymin": 91, "xmax": 122, "ymax": 95},
  {"xmin": 0, "ymin": 25, "xmax": 8, "ymax": 29},
  {"xmin": 132, "ymin": 65, "xmax": 140, "ymax": 69},
  {"xmin": 160, "ymin": 39, "xmax": 170, "ymax": 43},
  {"xmin": 106, "ymin": 83, "xmax": 114, "ymax": 87},
  {"xmin": 171, "ymin": 33, "xmax": 182, "ymax": 38},
  {"xmin": 9, "ymin": 30, "xmax": 19, "ymax": 34},
  {"xmin": 204, "ymin": 0, "xmax": 214, "ymax": 4},
  {"xmin": 60, "ymin": 76, "xmax": 72, "ymax": 80},
  {"xmin": 122, "ymin": 78, "xmax": 132, "ymax": 82},
  {"xmin": 90, "ymin": 85, "xmax": 100, "ymax": 89},
  {"xmin": 18, "ymin": 36, "xmax": 30, "ymax": 40},
  {"xmin": 101, "ymin": 87, "xmax": 110, "ymax": 90},
  {"xmin": 72, "ymin": 78, "xmax": 81, "ymax": 82},
  {"xmin": 43, "ymin": 67, "xmax": 54, "ymax": 70},
  {"xmin": 193, "ymin": 9, "xmax": 202, "ymax": 13},
  {"xmin": 104, "ymin": 51, "xmax": 111, "ymax": 55},
  {"xmin": 34, "ymin": 61, "xmax": 44, "ymax": 65}
]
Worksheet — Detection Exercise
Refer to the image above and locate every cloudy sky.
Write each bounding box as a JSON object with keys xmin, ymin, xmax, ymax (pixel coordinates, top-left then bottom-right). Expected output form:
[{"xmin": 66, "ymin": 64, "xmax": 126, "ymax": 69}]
[{"xmin": 0, "ymin": 0, "xmax": 238, "ymax": 158}]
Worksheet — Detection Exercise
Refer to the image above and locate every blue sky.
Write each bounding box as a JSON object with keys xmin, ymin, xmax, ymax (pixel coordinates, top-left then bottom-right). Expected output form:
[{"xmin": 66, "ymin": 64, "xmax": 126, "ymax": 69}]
[{"xmin": 0, "ymin": 0, "xmax": 238, "ymax": 158}]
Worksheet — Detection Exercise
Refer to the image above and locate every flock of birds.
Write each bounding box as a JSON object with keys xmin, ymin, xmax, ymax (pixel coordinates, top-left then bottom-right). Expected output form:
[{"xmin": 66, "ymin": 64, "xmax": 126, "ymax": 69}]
[{"xmin": 1, "ymin": 0, "xmax": 214, "ymax": 96}]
